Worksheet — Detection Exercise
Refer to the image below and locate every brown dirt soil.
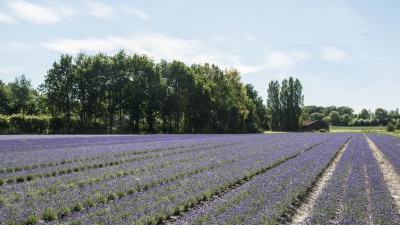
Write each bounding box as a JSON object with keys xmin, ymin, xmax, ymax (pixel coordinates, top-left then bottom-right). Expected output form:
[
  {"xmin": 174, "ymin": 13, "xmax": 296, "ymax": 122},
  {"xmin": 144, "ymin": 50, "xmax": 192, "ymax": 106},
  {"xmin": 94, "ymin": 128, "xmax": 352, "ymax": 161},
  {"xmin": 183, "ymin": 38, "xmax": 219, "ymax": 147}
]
[{"xmin": 365, "ymin": 134, "xmax": 400, "ymax": 214}]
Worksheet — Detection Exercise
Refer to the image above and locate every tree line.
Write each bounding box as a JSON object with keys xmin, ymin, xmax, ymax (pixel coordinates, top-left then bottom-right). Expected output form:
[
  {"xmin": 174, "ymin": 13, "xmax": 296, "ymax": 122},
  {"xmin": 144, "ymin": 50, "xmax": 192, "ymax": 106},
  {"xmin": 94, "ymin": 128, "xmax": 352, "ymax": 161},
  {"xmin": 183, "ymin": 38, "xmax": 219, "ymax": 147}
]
[
  {"xmin": 1, "ymin": 50, "xmax": 399, "ymax": 134},
  {"xmin": 0, "ymin": 51, "xmax": 267, "ymax": 134},
  {"xmin": 302, "ymin": 105, "xmax": 400, "ymax": 127}
]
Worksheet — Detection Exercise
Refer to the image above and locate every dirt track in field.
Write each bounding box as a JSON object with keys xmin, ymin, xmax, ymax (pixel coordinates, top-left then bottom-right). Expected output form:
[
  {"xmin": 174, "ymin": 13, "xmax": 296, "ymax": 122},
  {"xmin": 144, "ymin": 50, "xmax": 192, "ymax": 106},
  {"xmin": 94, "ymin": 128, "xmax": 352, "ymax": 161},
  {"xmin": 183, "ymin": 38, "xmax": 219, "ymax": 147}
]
[
  {"xmin": 288, "ymin": 139, "xmax": 351, "ymax": 224},
  {"xmin": 366, "ymin": 135, "xmax": 400, "ymax": 214}
]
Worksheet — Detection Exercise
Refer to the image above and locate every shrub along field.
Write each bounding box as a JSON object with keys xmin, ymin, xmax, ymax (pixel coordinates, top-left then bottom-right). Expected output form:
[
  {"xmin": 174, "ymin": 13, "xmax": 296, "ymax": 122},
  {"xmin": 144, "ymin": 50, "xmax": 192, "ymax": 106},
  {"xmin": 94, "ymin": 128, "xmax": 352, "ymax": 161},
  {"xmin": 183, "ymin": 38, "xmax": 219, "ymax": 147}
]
[{"xmin": 0, "ymin": 133, "xmax": 399, "ymax": 224}]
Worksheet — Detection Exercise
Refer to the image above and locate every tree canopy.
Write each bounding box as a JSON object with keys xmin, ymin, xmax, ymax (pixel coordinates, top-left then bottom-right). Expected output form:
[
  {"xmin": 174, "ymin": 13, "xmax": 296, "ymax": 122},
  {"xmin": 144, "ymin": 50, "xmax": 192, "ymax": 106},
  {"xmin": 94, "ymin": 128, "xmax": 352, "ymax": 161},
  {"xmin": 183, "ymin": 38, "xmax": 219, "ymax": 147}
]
[
  {"xmin": 1, "ymin": 51, "xmax": 399, "ymax": 134},
  {"xmin": 266, "ymin": 77, "xmax": 304, "ymax": 131},
  {"xmin": 10, "ymin": 51, "xmax": 266, "ymax": 134}
]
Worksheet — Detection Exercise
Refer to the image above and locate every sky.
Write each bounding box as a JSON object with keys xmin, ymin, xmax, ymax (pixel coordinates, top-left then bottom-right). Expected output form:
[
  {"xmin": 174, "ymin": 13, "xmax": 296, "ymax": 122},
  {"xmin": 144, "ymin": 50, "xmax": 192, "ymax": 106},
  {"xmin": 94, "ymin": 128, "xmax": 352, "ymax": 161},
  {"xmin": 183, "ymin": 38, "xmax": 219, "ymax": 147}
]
[{"xmin": 0, "ymin": 0, "xmax": 399, "ymax": 113}]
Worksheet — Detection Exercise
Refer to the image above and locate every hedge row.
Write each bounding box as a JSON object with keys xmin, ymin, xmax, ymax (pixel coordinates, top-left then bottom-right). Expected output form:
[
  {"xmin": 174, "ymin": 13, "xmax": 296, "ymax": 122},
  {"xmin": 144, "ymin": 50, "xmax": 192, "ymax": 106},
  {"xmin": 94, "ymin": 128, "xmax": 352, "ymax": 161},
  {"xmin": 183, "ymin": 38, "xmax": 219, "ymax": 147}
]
[{"xmin": 0, "ymin": 114, "xmax": 104, "ymax": 134}]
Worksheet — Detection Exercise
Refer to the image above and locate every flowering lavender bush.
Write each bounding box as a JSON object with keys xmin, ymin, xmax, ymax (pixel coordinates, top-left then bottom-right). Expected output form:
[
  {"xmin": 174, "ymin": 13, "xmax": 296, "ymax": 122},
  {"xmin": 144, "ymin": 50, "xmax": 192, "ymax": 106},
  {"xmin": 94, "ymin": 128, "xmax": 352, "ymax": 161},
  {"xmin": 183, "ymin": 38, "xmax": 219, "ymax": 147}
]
[
  {"xmin": 0, "ymin": 133, "xmax": 398, "ymax": 224},
  {"xmin": 306, "ymin": 134, "xmax": 400, "ymax": 224},
  {"xmin": 367, "ymin": 133, "xmax": 400, "ymax": 173}
]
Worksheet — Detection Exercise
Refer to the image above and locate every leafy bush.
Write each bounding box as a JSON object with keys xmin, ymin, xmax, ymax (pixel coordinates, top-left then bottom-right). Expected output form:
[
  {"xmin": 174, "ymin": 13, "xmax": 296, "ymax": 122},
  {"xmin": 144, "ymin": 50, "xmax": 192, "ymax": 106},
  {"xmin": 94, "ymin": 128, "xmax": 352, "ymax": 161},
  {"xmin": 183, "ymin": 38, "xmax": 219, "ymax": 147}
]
[
  {"xmin": 0, "ymin": 114, "xmax": 85, "ymax": 134},
  {"xmin": 0, "ymin": 115, "xmax": 9, "ymax": 134},
  {"xmin": 386, "ymin": 122, "xmax": 395, "ymax": 132},
  {"xmin": 0, "ymin": 114, "xmax": 50, "ymax": 134},
  {"xmin": 396, "ymin": 121, "xmax": 400, "ymax": 130}
]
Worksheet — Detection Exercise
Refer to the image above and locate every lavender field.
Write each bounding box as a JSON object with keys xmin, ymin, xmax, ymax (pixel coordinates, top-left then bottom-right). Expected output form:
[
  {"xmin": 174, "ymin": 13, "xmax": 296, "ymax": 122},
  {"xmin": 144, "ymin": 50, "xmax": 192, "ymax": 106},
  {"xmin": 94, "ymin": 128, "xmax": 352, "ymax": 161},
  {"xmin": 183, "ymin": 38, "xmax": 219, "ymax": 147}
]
[{"xmin": 0, "ymin": 133, "xmax": 399, "ymax": 224}]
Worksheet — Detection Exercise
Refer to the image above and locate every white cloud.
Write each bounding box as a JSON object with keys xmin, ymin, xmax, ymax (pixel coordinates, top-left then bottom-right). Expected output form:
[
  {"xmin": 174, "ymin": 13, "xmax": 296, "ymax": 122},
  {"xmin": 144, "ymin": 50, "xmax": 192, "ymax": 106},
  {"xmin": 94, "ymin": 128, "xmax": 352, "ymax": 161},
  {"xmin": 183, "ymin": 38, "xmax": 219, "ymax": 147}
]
[
  {"xmin": 41, "ymin": 33, "xmax": 261, "ymax": 74},
  {"xmin": 85, "ymin": 3, "xmax": 150, "ymax": 21},
  {"xmin": 0, "ymin": 12, "xmax": 17, "ymax": 24},
  {"xmin": 124, "ymin": 6, "xmax": 150, "ymax": 20},
  {"xmin": 264, "ymin": 50, "xmax": 310, "ymax": 70},
  {"xmin": 8, "ymin": 0, "xmax": 74, "ymax": 24},
  {"xmin": 319, "ymin": 46, "xmax": 349, "ymax": 63},
  {"xmin": 86, "ymin": 2, "xmax": 116, "ymax": 18}
]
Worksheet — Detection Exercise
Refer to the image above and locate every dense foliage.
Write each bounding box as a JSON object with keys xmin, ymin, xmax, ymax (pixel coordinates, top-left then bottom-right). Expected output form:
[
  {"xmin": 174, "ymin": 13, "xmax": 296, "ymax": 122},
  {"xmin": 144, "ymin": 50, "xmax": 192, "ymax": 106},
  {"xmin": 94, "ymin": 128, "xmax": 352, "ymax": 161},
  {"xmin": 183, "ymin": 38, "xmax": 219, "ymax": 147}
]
[
  {"xmin": 302, "ymin": 105, "xmax": 400, "ymax": 127},
  {"xmin": 1, "ymin": 51, "xmax": 399, "ymax": 134},
  {"xmin": 266, "ymin": 77, "xmax": 304, "ymax": 131},
  {"xmin": 0, "ymin": 51, "xmax": 267, "ymax": 134}
]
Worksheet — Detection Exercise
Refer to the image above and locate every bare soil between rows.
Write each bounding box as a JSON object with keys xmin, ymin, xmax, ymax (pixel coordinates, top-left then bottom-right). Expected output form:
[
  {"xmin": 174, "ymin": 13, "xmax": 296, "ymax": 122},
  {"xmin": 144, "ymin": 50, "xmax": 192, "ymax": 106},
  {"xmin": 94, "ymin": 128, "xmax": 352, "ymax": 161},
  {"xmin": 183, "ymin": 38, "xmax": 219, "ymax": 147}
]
[
  {"xmin": 287, "ymin": 138, "xmax": 351, "ymax": 224},
  {"xmin": 163, "ymin": 135, "xmax": 400, "ymax": 225},
  {"xmin": 288, "ymin": 135, "xmax": 400, "ymax": 224},
  {"xmin": 365, "ymin": 135, "xmax": 400, "ymax": 214}
]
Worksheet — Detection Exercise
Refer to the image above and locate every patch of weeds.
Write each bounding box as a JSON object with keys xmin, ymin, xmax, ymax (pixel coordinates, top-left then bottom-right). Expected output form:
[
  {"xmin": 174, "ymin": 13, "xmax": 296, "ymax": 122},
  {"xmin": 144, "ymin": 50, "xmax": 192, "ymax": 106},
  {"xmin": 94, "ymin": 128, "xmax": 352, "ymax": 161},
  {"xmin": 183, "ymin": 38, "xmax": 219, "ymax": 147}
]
[
  {"xmin": 42, "ymin": 208, "xmax": 58, "ymax": 221},
  {"xmin": 16, "ymin": 176, "xmax": 25, "ymax": 183},
  {"xmin": 26, "ymin": 174, "xmax": 34, "ymax": 181},
  {"xmin": 24, "ymin": 214, "xmax": 40, "ymax": 225},
  {"xmin": 73, "ymin": 202, "xmax": 84, "ymax": 212},
  {"xmin": 0, "ymin": 195, "xmax": 5, "ymax": 206},
  {"xmin": 97, "ymin": 195, "xmax": 107, "ymax": 204}
]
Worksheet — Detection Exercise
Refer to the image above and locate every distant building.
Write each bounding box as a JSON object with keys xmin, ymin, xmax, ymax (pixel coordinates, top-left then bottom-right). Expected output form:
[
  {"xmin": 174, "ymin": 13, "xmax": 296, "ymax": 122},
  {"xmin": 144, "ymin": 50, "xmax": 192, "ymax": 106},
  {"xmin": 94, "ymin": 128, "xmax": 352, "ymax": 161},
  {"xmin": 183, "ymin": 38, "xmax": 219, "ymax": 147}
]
[{"xmin": 301, "ymin": 120, "xmax": 329, "ymax": 131}]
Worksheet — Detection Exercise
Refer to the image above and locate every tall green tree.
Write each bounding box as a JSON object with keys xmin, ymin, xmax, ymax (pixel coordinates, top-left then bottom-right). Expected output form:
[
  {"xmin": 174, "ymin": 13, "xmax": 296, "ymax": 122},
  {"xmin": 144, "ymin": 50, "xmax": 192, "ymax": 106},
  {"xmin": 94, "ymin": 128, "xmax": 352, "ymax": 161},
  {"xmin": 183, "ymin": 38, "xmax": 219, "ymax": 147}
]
[
  {"xmin": 245, "ymin": 84, "xmax": 267, "ymax": 132},
  {"xmin": 266, "ymin": 80, "xmax": 281, "ymax": 131},
  {"xmin": 329, "ymin": 111, "xmax": 341, "ymax": 126},
  {"xmin": 303, "ymin": 105, "xmax": 324, "ymax": 115},
  {"xmin": 41, "ymin": 54, "xmax": 76, "ymax": 130},
  {"xmin": 337, "ymin": 106, "xmax": 354, "ymax": 116},
  {"xmin": 110, "ymin": 50, "xmax": 130, "ymax": 132},
  {"xmin": 358, "ymin": 108, "xmax": 370, "ymax": 120},
  {"xmin": 0, "ymin": 80, "xmax": 10, "ymax": 114},
  {"xmin": 310, "ymin": 112, "xmax": 324, "ymax": 121},
  {"xmin": 190, "ymin": 63, "xmax": 214, "ymax": 133},
  {"xmin": 267, "ymin": 77, "xmax": 303, "ymax": 131},
  {"xmin": 208, "ymin": 64, "xmax": 230, "ymax": 133},
  {"xmin": 161, "ymin": 60, "xmax": 195, "ymax": 133},
  {"xmin": 8, "ymin": 74, "xmax": 34, "ymax": 115},
  {"xmin": 374, "ymin": 108, "xmax": 389, "ymax": 125},
  {"xmin": 224, "ymin": 69, "xmax": 249, "ymax": 133}
]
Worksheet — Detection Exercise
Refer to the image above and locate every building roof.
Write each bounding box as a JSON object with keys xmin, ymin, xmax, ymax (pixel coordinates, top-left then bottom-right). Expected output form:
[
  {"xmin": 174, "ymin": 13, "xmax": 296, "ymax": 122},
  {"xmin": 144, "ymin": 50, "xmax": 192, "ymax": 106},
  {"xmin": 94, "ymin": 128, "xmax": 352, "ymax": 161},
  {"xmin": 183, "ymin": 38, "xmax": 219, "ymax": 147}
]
[{"xmin": 302, "ymin": 120, "xmax": 318, "ymax": 127}]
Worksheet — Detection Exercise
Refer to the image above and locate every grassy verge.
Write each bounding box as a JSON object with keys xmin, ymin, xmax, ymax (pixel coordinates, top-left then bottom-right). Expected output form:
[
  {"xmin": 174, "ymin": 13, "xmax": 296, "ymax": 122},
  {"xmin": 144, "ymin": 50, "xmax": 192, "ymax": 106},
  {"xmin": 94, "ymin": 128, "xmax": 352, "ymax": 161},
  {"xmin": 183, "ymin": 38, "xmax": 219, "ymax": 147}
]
[{"xmin": 330, "ymin": 126, "xmax": 400, "ymax": 136}]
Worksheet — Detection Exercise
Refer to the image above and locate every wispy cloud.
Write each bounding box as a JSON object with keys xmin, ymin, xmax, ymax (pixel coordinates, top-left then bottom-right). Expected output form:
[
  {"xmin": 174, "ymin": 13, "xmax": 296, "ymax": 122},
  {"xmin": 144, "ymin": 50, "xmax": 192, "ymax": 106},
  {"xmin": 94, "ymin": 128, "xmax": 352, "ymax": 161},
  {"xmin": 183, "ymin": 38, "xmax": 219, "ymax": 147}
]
[
  {"xmin": 8, "ymin": 0, "xmax": 74, "ymax": 24},
  {"xmin": 0, "ymin": 12, "xmax": 17, "ymax": 24},
  {"xmin": 319, "ymin": 46, "xmax": 349, "ymax": 63},
  {"xmin": 264, "ymin": 50, "xmax": 310, "ymax": 70},
  {"xmin": 123, "ymin": 6, "xmax": 150, "ymax": 20},
  {"xmin": 86, "ymin": 2, "xmax": 116, "ymax": 18},
  {"xmin": 41, "ymin": 33, "xmax": 261, "ymax": 74},
  {"xmin": 85, "ymin": 2, "xmax": 150, "ymax": 21}
]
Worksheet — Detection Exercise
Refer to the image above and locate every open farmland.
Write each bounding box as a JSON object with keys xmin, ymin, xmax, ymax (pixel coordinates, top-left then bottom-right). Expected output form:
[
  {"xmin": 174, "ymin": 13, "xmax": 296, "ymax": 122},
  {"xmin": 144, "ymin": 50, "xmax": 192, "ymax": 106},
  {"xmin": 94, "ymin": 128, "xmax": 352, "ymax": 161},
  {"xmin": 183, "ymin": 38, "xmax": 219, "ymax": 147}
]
[{"xmin": 0, "ymin": 134, "xmax": 399, "ymax": 224}]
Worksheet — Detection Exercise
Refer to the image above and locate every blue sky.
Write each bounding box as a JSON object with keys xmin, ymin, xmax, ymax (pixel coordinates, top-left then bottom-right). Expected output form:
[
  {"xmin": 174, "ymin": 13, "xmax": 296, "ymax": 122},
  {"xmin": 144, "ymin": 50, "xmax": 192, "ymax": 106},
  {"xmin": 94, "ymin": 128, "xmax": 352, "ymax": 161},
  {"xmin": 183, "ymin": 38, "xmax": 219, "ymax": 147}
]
[{"xmin": 0, "ymin": 0, "xmax": 399, "ymax": 113}]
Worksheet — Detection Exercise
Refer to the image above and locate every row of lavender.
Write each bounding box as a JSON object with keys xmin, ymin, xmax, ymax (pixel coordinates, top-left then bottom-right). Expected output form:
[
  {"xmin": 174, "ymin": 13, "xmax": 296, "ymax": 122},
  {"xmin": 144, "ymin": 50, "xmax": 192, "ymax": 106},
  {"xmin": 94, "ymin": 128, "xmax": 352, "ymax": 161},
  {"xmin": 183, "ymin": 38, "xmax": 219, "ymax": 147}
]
[
  {"xmin": 172, "ymin": 133, "xmax": 351, "ymax": 224},
  {"xmin": 0, "ymin": 135, "xmax": 265, "ymax": 184},
  {"xmin": 0, "ymin": 135, "xmax": 234, "ymax": 169},
  {"xmin": 59, "ymin": 134, "xmax": 336, "ymax": 225},
  {"xmin": 0, "ymin": 133, "xmax": 324, "ymax": 224},
  {"xmin": 367, "ymin": 133, "xmax": 400, "ymax": 174},
  {"xmin": 1, "ymin": 133, "xmax": 397, "ymax": 224},
  {"xmin": 305, "ymin": 134, "xmax": 400, "ymax": 224}
]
